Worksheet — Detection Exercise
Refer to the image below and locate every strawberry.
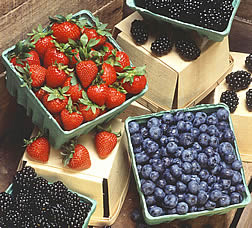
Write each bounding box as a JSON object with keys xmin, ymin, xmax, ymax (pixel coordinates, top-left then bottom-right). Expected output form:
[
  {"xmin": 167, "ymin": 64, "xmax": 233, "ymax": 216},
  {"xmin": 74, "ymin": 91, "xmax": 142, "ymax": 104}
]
[
  {"xmin": 50, "ymin": 14, "xmax": 81, "ymax": 43},
  {"xmin": 69, "ymin": 49, "xmax": 80, "ymax": 68},
  {"xmin": 105, "ymin": 87, "xmax": 126, "ymax": 109},
  {"xmin": 118, "ymin": 66, "xmax": 147, "ymax": 94},
  {"xmin": 87, "ymin": 84, "xmax": 108, "ymax": 106},
  {"xmin": 24, "ymin": 133, "xmax": 50, "ymax": 163},
  {"xmin": 102, "ymin": 42, "xmax": 114, "ymax": 61},
  {"xmin": 43, "ymin": 41, "xmax": 71, "ymax": 68},
  {"xmin": 42, "ymin": 87, "xmax": 69, "ymax": 114},
  {"xmin": 28, "ymin": 25, "xmax": 55, "ymax": 59},
  {"xmin": 62, "ymin": 139, "xmax": 91, "ymax": 170},
  {"xmin": 114, "ymin": 51, "xmax": 130, "ymax": 72},
  {"xmin": 34, "ymin": 87, "xmax": 47, "ymax": 101},
  {"xmin": 63, "ymin": 75, "xmax": 83, "ymax": 103},
  {"xmin": 60, "ymin": 98, "xmax": 84, "ymax": 131},
  {"xmin": 53, "ymin": 113, "xmax": 63, "ymax": 127},
  {"xmin": 76, "ymin": 60, "xmax": 98, "ymax": 88},
  {"xmin": 46, "ymin": 63, "xmax": 72, "ymax": 88},
  {"xmin": 100, "ymin": 62, "xmax": 117, "ymax": 85},
  {"xmin": 95, "ymin": 126, "xmax": 120, "ymax": 159}
]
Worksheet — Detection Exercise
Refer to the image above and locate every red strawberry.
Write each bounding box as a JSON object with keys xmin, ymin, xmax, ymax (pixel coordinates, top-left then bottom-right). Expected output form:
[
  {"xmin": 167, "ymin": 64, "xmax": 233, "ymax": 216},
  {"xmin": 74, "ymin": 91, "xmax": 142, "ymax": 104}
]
[
  {"xmin": 102, "ymin": 42, "xmax": 114, "ymax": 61},
  {"xmin": 34, "ymin": 88, "xmax": 47, "ymax": 101},
  {"xmin": 42, "ymin": 87, "xmax": 69, "ymax": 114},
  {"xmin": 53, "ymin": 113, "xmax": 63, "ymax": 127},
  {"xmin": 62, "ymin": 140, "xmax": 91, "ymax": 170},
  {"xmin": 63, "ymin": 76, "xmax": 83, "ymax": 103},
  {"xmin": 46, "ymin": 63, "xmax": 71, "ymax": 88},
  {"xmin": 118, "ymin": 66, "xmax": 147, "ymax": 94},
  {"xmin": 76, "ymin": 60, "xmax": 98, "ymax": 88},
  {"xmin": 83, "ymin": 27, "xmax": 107, "ymax": 49},
  {"xmin": 24, "ymin": 134, "xmax": 50, "ymax": 163},
  {"xmin": 34, "ymin": 36, "xmax": 55, "ymax": 59},
  {"xmin": 60, "ymin": 99, "xmax": 84, "ymax": 131},
  {"xmin": 105, "ymin": 87, "xmax": 126, "ymax": 109},
  {"xmin": 95, "ymin": 127, "xmax": 120, "ymax": 159},
  {"xmin": 69, "ymin": 49, "xmax": 80, "ymax": 68},
  {"xmin": 114, "ymin": 51, "xmax": 130, "ymax": 72},
  {"xmin": 29, "ymin": 64, "xmax": 47, "ymax": 88},
  {"xmin": 87, "ymin": 84, "xmax": 108, "ymax": 106},
  {"xmin": 50, "ymin": 15, "xmax": 81, "ymax": 43},
  {"xmin": 43, "ymin": 46, "xmax": 69, "ymax": 68},
  {"xmin": 100, "ymin": 62, "xmax": 117, "ymax": 86}
]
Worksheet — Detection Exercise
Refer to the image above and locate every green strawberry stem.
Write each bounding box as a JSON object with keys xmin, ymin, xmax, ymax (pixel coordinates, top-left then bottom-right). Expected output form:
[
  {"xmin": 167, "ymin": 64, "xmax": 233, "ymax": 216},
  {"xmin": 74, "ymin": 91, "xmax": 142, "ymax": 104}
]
[
  {"xmin": 23, "ymin": 130, "xmax": 43, "ymax": 147},
  {"xmin": 27, "ymin": 24, "xmax": 53, "ymax": 44},
  {"xmin": 96, "ymin": 125, "xmax": 121, "ymax": 138},
  {"xmin": 61, "ymin": 137, "xmax": 78, "ymax": 166}
]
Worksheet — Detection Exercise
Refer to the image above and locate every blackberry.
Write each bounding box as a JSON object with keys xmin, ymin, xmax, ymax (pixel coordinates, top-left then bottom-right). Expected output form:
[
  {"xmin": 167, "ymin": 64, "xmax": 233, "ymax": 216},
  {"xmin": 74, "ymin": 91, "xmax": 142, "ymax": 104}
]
[
  {"xmin": 30, "ymin": 176, "xmax": 50, "ymax": 195},
  {"xmin": 30, "ymin": 193, "xmax": 50, "ymax": 215},
  {"xmin": 144, "ymin": 0, "xmax": 172, "ymax": 15},
  {"xmin": 64, "ymin": 191, "xmax": 82, "ymax": 212},
  {"xmin": 5, "ymin": 209, "xmax": 22, "ymax": 227},
  {"xmin": 48, "ymin": 181, "xmax": 68, "ymax": 204},
  {"xmin": 199, "ymin": 8, "xmax": 224, "ymax": 31},
  {"xmin": 175, "ymin": 39, "xmax": 201, "ymax": 61},
  {"xmin": 166, "ymin": 2, "xmax": 183, "ymax": 20},
  {"xmin": 151, "ymin": 34, "xmax": 173, "ymax": 56},
  {"xmin": 47, "ymin": 204, "xmax": 68, "ymax": 225},
  {"xmin": 220, "ymin": 90, "xmax": 239, "ymax": 113},
  {"xmin": 245, "ymin": 53, "xmax": 252, "ymax": 72},
  {"xmin": 226, "ymin": 70, "xmax": 251, "ymax": 91},
  {"xmin": 14, "ymin": 191, "xmax": 33, "ymax": 215},
  {"xmin": 181, "ymin": 0, "xmax": 203, "ymax": 24},
  {"xmin": 246, "ymin": 89, "xmax": 252, "ymax": 110},
  {"xmin": 130, "ymin": 20, "xmax": 148, "ymax": 45},
  {"xmin": 0, "ymin": 192, "xmax": 13, "ymax": 215}
]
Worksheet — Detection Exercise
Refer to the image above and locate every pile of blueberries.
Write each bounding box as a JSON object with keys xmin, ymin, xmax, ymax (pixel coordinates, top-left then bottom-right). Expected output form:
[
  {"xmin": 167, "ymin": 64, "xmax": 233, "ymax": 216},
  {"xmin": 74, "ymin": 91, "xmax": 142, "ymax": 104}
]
[{"xmin": 128, "ymin": 107, "xmax": 246, "ymax": 217}]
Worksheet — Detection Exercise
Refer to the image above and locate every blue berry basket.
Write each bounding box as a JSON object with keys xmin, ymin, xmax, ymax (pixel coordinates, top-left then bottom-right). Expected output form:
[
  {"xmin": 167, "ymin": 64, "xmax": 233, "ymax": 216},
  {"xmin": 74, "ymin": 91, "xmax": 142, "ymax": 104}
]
[
  {"xmin": 126, "ymin": 0, "xmax": 240, "ymax": 42},
  {"xmin": 125, "ymin": 103, "xmax": 251, "ymax": 225},
  {"xmin": 5, "ymin": 182, "xmax": 97, "ymax": 228},
  {"xmin": 1, "ymin": 10, "xmax": 148, "ymax": 149}
]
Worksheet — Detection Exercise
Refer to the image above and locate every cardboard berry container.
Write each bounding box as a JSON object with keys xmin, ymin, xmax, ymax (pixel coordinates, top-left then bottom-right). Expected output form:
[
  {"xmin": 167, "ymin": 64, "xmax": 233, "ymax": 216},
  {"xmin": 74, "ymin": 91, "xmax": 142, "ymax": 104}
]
[
  {"xmin": 1, "ymin": 10, "xmax": 148, "ymax": 149},
  {"xmin": 126, "ymin": 0, "xmax": 240, "ymax": 42},
  {"xmin": 5, "ymin": 180, "xmax": 97, "ymax": 228},
  {"xmin": 124, "ymin": 103, "xmax": 251, "ymax": 225}
]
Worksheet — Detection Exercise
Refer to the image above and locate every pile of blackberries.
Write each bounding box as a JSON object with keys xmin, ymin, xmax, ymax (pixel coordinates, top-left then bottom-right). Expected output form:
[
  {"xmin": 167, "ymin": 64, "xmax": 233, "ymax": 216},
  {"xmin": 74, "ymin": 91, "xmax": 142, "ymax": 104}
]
[
  {"xmin": 0, "ymin": 166, "xmax": 92, "ymax": 227},
  {"xmin": 128, "ymin": 107, "xmax": 246, "ymax": 218}
]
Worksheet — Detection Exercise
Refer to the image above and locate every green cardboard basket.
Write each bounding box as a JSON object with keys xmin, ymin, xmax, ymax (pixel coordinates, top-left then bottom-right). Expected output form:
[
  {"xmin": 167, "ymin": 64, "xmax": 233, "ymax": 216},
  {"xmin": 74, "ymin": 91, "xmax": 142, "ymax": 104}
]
[
  {"xmin": 5, "ymin": 182, "xmax": 96, "ymax": 228},
  {"xmin": 126, "ymin": 0, "xmax": 240, "ymax": 42},
  {"xmin": 1, "ymin": 10, "xmax": 148, "ymax": 149},
  {"xmin": 125, "ymin": 103, "xmax": 251, "ymax": 225}
]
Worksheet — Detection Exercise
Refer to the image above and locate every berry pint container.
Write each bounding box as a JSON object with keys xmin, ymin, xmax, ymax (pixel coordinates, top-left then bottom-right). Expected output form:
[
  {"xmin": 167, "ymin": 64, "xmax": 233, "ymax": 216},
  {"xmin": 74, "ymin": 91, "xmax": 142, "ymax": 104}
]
[
  {"xmin": 126, "ymin": 0, "xmax": 240, "ymax": 42},
  {"xmin": 125, "ymin": 103, "xmax": 251, "ymax": 225},
  {"xmin": 1, "ymin": 10, "xmax": 148, "ymax": 149}
]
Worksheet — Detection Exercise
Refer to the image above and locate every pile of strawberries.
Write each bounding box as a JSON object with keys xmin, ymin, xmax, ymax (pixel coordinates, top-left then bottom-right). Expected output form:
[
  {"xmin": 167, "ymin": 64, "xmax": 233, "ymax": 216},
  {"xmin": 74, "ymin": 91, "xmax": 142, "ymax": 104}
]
[{"xmin": 9, "ymin": 13, "xmax": 147, "ymax": 131}]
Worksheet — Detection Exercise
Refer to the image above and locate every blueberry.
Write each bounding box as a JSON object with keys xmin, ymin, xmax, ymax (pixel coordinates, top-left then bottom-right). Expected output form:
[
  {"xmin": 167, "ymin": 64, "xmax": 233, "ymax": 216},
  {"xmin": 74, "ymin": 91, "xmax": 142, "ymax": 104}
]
[
  {"xmin": 181, "ymin": 174, "xmax": 192, "ymax": 184},
  {"xmin": 208, "ymin": 154, "xmax": 220, "ymax": 169},
  {"xmin": 146, "ymin": 195, "xmax": 156, "ymax": 206},
  {"xmin": 217, "ymin": 121, "xmax": 229, "ymax": 131},
  {"xmin": 141, "ymin": 180, "xmax": 156, "ymax": 196},
  {"xmin": 160, "ymin": 123, "xmax": 169, "ymax": 134},
  {"xmin": 162, "ymin": 157, "xmax": 171, "ymax": 167},
  {"xmin": 140, "ymin": 126, "xmax": 149, "ymax": 138},
  {"xmin": 204, "ymin": 146, "xmax": 215, "ymax": 157},
  {"xmin": 207, "ymin": 114, "xmax": 219, "ymax": 125},
  {"xmin": 221, "ymin": 179, "xmax": 231, "ymax": 190},
  {"xmin": 222, "ymin": 128, "xmax": 235, "ymax": 142},
  {"xmin": 129, "ymin": 121, "xmax": 140, "ymax": 134},
  {"xmin": 219, "ymin": 142, "xmax": 234, "ymax": 156},
  {"xmin": 198, "ymin": 133, "xmax": 210, "ymax": 147},
  {"xmin": 179, "ymin": 133, "xmax": 194, "ymax": 147},
  {"xmin": 222, "ymin": 190, "xmax": 229, "ymax": 195},
  {"xmin": 156, "ymin": 179, "xmax": 167, "ymax": 189},
  {"xmin": 220, "ymin": 161, "xmax": 228, "ymax": 169},
  {"xmin": 191, "ymin": 127, "xmax": 200, "ymax": 138},
  {"xmin": 230, "ymin": 192, "xmax": 242, "ymax": 204},
  {"xmin": 135, "ymin": 152, "xmax": 150, "ymax": 164},
  {"xmin": 176, "ymin": 202, "xmax": 189, "ymax": 215},
  {"xmin": 170, "ymin": 164, "xmax": 182, "ymax": 178},
  {"xmin": 210, "ymin": 165, "xmax": 220, "ymax": 175},
  {"xmin": 197, "ymin": 206, "xmax": 205, "ymax": 211},
  {"xmin": 167, "ymin": 126, "xmax": 179, "ymax": 138},
  {"xmin": 154, "ymin": 187, "xmax": 166, "ymax": 201},
  {"xmin": 142, "ymin": 138, "xmax": 153, "ymax": 149},
  {"xmin": 174, "ymin": 146, "xmax": 184, "ymax": 157},
  {"xmin": 205, "ymin": 200, "xmax": 216, "ymax": 210},
  {"xmin": 199, "ymin": 169, "xmax": 210, "ymax": 181},
  {"xmin": 164, "ymin": 185, "xmax": 176, "ymax": 195},
  {"xmin": 236, "ymin": 184, "xmax": 246, "ymax": 193},
  {"xmin": 147, "ymin": 117, "xmax": 161, "ymax": 129},
  {"xmin": 225, "ymin": 153, "xmax": 236, "ymax": 164},
  {"xmin": 207, "ymin": 175, "xmax": 217, "ymax": 185},
  {"xmin": 217, "ymin": 108, "xmax": 229, "ymax": 121},
  {"xmin": 166, "ymin": 142, "xmax": 178, "ymax": 154},
  {"xmin": 162, "ymin": 113, "xmax": 174, "ymax": 124},
  {"xmin": 218, "ymin": 194, "xmax": 231, "ymax": 207},
  {"xmin": 220, "ymin": 168, "xmax": 233, "ymax": 179},
  {"xmin": 182, "ymin": 162, "xmax": 192, "ymax": 174},
  {"xmin": 212, "ymin": 183, "xmax": 223, "ymax": 191},
  {"xmin": 184, "ymin": 112, "xmax": 195, "ymax": 122},
  {"xmin": 207, "ymin": 125, "xmax": 220, "ymax": 137},
  {"xmin": 163, "ymin": 170, "xmax": 176, "ymax": 184},
  {"xmin": 191, "ymin": 160, "xmax": 201, "ymax": 174},
  {"xmin": 163, "ymin": 194, "xmax": 178, "ymax": 209},
  {"xmin": 167, "ymin": 136, "xmax": 179, "ymax": 143},
  {"xmin": 199, "ymin": 124, "xmax": 208, "ymax": 132},
  {"xmin": 191, "ymin": 175, "xmax": 201, "ymax": 183},
  {"xmin": 149, "ymin": 126, "xmax": 163, "ymax": 140},
  {"xmin": 184, "ymin": 121, "xmax": 193, "ymax": 132},
  {"xmin": 148, "ymin": 205, "xmax": 164, "ymax": 217},
  {"xmin": 189, "ymin": 206, "xmax": 198, "ymax": 212},
  {"xmin": 176, "ymin": 181, "xmax": 187, "ymax": 193},
  {"xmin": 160, "ymin": 146, "xmax": 168, "ymax": 157},
  {"xmin": 131, "ymin": 133, "xmax": 143, "ymax": 146},
  {"xmin": 193, "ymin": 118, "xmax": 204, "ymax": 127},
  {"xmin": 191, "ymin": 148, "xmax": 198, "ymax": 160},
  {"xmin": 150, "ymin": 171, "xmax": 160, "ymax": 182},
  {"xmin": 131, "ymin": 208, "xmax": 143, "ymax": 223},
  {"xmin": 198, "ymin": 190, "xmax": 209, "ymax": 205},
  {"xmin": 181, "ymin": 149, "xmax": 194, "ymax": 162},
  {"xmin": 229, "ymin": 186, "xmax": 236, "ymax": 193},
  {"xmin": 140, "ymin": 179, "xmax": 146, "ymax": 186},
  {"xmin": 197, "ymin": 153, "xmax": 208, "ymax": 168},
  {"xmin": 167, "ymin": 208, "xmax": 177, "ymax": 215},
  {"xmin": 177, "ymin": 120, "xmax": 186, "ymax": 132},
  {"xmin": 177, "ymin": 193, "xmax": 186, "ymax": 202},
  {"xmin": 149, "ymin": 158, "xmax": 161, "ymax": 165},
  {"xmin": 199, "ymin": 181, "xmax": 208, "ymax": 192},
  {"xmin": 209, "ymin": 136, "xmax": 219, "ymax": 148},
  {"xmin": 210, "ymin": 189, "xmax": 222, "ymax": 202},
  {"xmin": 137, "ymin": 164, "xmax": 142, "ymax": 173},
  {"xmin": 195, "ymin": 111, "xmax": 207, "ymax": 120},
  {"xmin": 193, "ymin": 142, "xmax": 202, "ymax": 152},
  {"xmin": 146, "ymin": 142, "xmax": 159, "ymax": 155},
  {"xmin": 152, "ymin": 161, "xmax": 165, "ymax": 173},
  {"xmin": 134, "ymin": 145, "xmax": 143, "ymax": 154},
  {"xmin": 152, "ymin": 150, "xmax": 162, "ymax": 159},
  {"xmin": 188, "ymin": 180, "xmax": 199, "ymax": 194},
  {"xmin": 232, "ymin": 160, "xmax": 242, "ymax": 171},
  {"xmin": 185, "ymin": 194, "xmax": 197, "ymax": 206},
  {"xmin": 174, "ymin": 111, "xmax": 185, "ymax": 122},
  {"xmin": 159, "ymin": 135, "xmax": 169, "ymax": 146}
]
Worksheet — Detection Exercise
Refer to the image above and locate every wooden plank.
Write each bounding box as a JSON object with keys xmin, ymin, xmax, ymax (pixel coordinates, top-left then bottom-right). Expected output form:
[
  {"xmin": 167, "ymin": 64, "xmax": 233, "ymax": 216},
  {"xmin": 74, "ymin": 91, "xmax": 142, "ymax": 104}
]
[{"xmin": 236, "ymin": 0, "xmax": 252, "ymax": 21}]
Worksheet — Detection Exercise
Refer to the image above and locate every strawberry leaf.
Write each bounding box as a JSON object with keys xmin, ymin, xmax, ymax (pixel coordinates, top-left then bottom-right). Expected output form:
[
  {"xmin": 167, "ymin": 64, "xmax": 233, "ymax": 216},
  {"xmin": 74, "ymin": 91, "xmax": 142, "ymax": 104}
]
[
  {"xmin": 80, "ymin": 33, "xmax": 88, "ymax": 47},
  {"xmin": 91, "ymin": 106, "xmax": 97, "ymax": 114},
  {"xmin": 66, "ymin": 13, "xmax": 73, "ymax": 21},
  {"xmin": 87, "ymin": 38, "xmax": 100, "ymax": 48}
]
